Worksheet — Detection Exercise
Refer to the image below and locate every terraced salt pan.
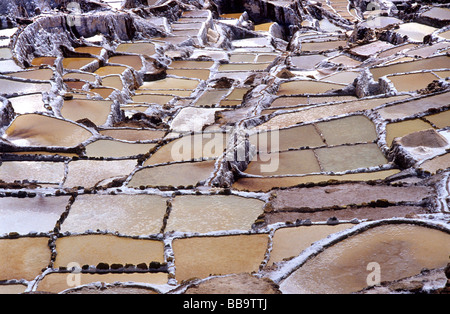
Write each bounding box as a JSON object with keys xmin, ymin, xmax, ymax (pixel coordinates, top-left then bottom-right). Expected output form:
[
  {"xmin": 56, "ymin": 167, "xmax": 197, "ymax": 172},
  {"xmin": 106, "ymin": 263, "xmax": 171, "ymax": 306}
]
[
  {"xmin": 0, "ymin": 237, "xmax": 50, "ymax": 281},
  {"xmin": 63, "ymin": 72, "xmax": 96, "ymax": 82},
  {"xmin": 167, "ymin": 69, "xmax": 211, "ymax": 81},
  {"xmin": 139, "ymin": 77, "xmax": 200, "ymax": 90},
  {"xmin": 0, "ymin": 196, "xmax": 70, "ymax": 234},
  {"xmin": 387, "ymin": 72, "xmax": 439, "ymax": 92},
  {"xmin": 108, "ymin": 55, "xmax": 143, "ymax": 71},
  {"xmin": 173, "ymin": 234, "xmax": 269, "ymax": 282},
  {"xmin": 64, "ymin": 159, "xmax": 137, "ymax": 188},
  {"xmin": 7, "ymin": 93, "xmax": 47, "ymax": 114},
  {"xmin": 277, "ymin": 80, "xmax": 345, "ymax": 96},
  {"xmin": 370, "ymin": 55, "xmax": 450, "ymax": 80},
  {"xmin": 5, "ymin": 68, "xmax": 53, "ymax": 81},
  {"xmin": 419, "ymin": 153, "xmax": 450, "ymax": 174},
  {"xmin": 315, "ymin": 143, "xmax": 388, "ymax": 172},
  {"xmin": 385, "ymin": 119, "xmax": 434, "ymax": 146},
  {"xmin": 245, "ymin": 150, "xmax": 321, "ymax": 176},
  {"xmin": 61, "ymin": 99, "xmax": 113, "ymax": 126},
  {"xmin": 249, "ymin": 124, "xmax": 324, "ymax": 153},
  {"xmin": 3, "ymin": 114, "xmax": 93, "ymax": 148},
  {"xmin": 377, "ymin": 92, "xmax": 450, "ymax": 120},
  {"xmin": 144, "ymin": 132, "xmax": 228, "ymax": 165},
  {"xmin": 62, "ymin": 58, "xmax": 98, "ymax": 70},
  {"xmin": 94, "ymin": 66, "xmax": 129, "ymax": 76},
  {"xmin": 269, "ymin": 95, "xmax": 358, "ymax": 108},
  {"xmin": 128, "ymin": 160, "xmax": 216, "ymax": 188},
  {"xmin": 101, "ymin": 75, "xmax": 123, "ymax": 90},
  {"xmin": 61, "ymin": 194, "xmax": 168, "ymax": 236},
  {"xmin": 279, "ymin": 224, "xmax": 450, "ymax": 294},
  {"xmin": 395, "ymin": 22, "xmax": 437, "ymax": 42},
  {"xmin": 116, "ymin": 42, "xmax": 156, "ymax": 56},
  {"xmin": 269, "ymin": 224, "xmax": 353, "ymax": 266},
  {"xmin": 315, "ymin": 115, "xmax": 377, "ymax": 146},
  {"xmin": 84, "ymin": 140, "xmax": 157, "ymax": 158},
  {"xmin": 261, "ymin": 95, "xmax": 410, "ymax": 129},
  {"xmin": 131, "ymin": 94, "xmax": 174, "ymax": 105},
  {"xmin": 425, "ymin": 110, "xmax": 450, "ymax": 129},
  {"xmin": 31, "ymin": 57, "xmax": 56, "ymax": 67},
  {"xmin": 37, "ymin": 272, "xmax": 168, "ymax": 293},
  {"xmin": 99, "ymin": 129, "xmax": 166, "ymax": 142},
  {"xmin": 166, "ymin": 195, "xmax": 264, "ymax": 234},
  {"xmin": 170, "ymin": 107, "xmax": 222, "ymax": 132},
  {"xmin": 0, "ymin": 78, "xmax": 51, "ymax": 95},
  {"xmin": 232, "ymin": 170, "xmax": 400, "ymax": 192},
  {"xmin": 54, "ymin": 235, "xmax": 165, "ymax": 268},
  {"xmin": 0, "ymin": 161, "xmax": 65, "ymax": 185}
]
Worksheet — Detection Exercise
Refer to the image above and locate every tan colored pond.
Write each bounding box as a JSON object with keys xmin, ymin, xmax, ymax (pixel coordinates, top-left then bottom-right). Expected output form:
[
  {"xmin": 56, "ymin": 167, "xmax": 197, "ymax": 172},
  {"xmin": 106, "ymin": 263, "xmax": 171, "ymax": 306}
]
[
  {"xmin": 245, "ymin": 149, "xmax": 321, "ymax": 176},
  {"xmin": 233, "ymin": 169, "xmax": 400, "ymax": 192},
  {"xmin": 8, "ymin": 93, "xmax": 47, "ymax": 114},
  {"xmin": 4, "ymin": 114, "xmax": 93, "ymax": 147},
  {"xmin": 128, "ymin": 160, "xmax": 216, "ymax": 188},
  {"xmin": 63, "ymin": 72, "xmax": 96, "ymax": 82},
  {"xmin": 290, "ymin": 55, "xmax": 327, "ymax": 70},
  {"xmin": 269, "ymin": 224, "xmax": 353, "ymax": 266},
  {"xmin": 0, "ymin": 78, "xmax": 52, "ymax": 95},
  {"xmin": 139, "ymin": 77, "xmax": 199, "ymax": 90},
  {"xmin": 131, "ymin": 94, "xmax": 174, "ymax": 105},
  {"xmin": 249, "ymin": 124, "xmax": 324, "ymax": 153},
  {"xmin": 61, "ymin": 99, "xmax": 112, "ymax": 126},
  {"xmin": 173, "ymin": 234, "xmax": 269, "ymax": 282},
  {"xmin": 261, "ymin": 95, "xmax": 410, "ymax": 129},
  {"xmin": 315, "ymin": 143, "xmax": 388, "ymax": 172},
  {"xmin": 301, "ymin": 40, "xmax": 347, "ymax": 52},
  {"xmin": 31, "ymin": 57, "xmax": 56, "ymax": 67},
  {"xmin": 64, "ymin": 159, "xmax": 137, "ymax": 188},
  {"xmin": 60, "ymin": 194, "xmax": 168, "ymax": 236},
  {"xmin": 54, "ymin": 235, "xmax": 164, "ymax": 268},
  {"xmin": 37, "ymin": 272, "xmax": 167, "ymax": 293},
  {"xmin": 419, "ymin": 153, "xmax": 450, "ymax": 174},
  {"xmin": 116, "ymin": 42, "xmax": 156, "ymax": 56},
  {"xmin": 73, "ymin": 46, "xmax": 104, "ymax": 55},
  {"xmin": 385, "ymin": 119, "xmax": 434, "ymax": 146},
  {"xmin": 62, "ymin": 57, "xmax": 97, "ymax": 70},
  {"xmin": 5, "ymin": 68, "xmax": 53, "ymax": 81},
  {"xmin": 166, "ymin": 195, "xmax": 264, "ymax": 233},
  {"xmin": 99, "ymin": 129, "xmax": 166, "ymax": 142},
  {"xmin": 315, "ymin": 115, "xmax": 378, "ymax": 146},
  {"xmin": 194, "ymin": 89, "xmax": 229, "ymax": 106},
  {"xmin": 218, "ymin": 63, "xmax": 270, "ymax": 72},
  {"xmin": 101, "ymin": 75, "xmax": 123, "ymax": 90},
  {"xmin": 388, "ymin": 72, "xmax": 438, "ymax": 92},
  {"xmin": 370, "ymin": 55, "xmax": 449, "ymax": 80},
  {"xmin": 144, "ymin": 132, "xmax": 228, "ymax": 165},
  {"xmin": 377, "ymin": 92, "xmax": 449, "ymax": 120},
  {"xmin": 170, "ymin": 60, "xmax": 214, "ymax": 69},
  {"xmin": 0, "ymin": 161, "xmax": 65, "ymax": 185},
  {"xmin": 167, "ymin": 68, "xmax": 210, "ymax": 80},
  {"xmin": 0, "ymin": 237, "xmax": 50, "ymax": 281},
  {"xmin": 280, "ymin": 224, "xmax": 450, "ymax": 294},
  {"xmin": 108, "ymin": 55, "xmax": 143, "ymax": 71},
  {"xmin": 84, "ymin": 139, "xmax": 157, "ymax": 158},
  {"xmin": 424, "ymin": 110, "xmax": 450, "ymax": 129},
  {"xmin": 277, "ymin": 80, "xmax": 345, "ymax": 96},
  {"xmin": 94, "ymin": 66, "xmax": 128, "ymax": 76},
  {"xmin": 0, "ymin": 196, "xmax": 70, "ymax": 235},
  {"xmin": 270, "ymin": 95, "xmax": 357, "ymax": 108}
]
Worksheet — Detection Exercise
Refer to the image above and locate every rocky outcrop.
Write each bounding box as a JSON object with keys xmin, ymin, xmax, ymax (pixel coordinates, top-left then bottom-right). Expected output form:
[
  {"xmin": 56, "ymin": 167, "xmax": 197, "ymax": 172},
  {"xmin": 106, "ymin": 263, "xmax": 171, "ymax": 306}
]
[
  {"xmin": 0, "ymin": 97, "xmax": 15, "ymax": 129},
  {"xmin": 12, "ymin": 12, "xmax": 166, "ymax": 66}
]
